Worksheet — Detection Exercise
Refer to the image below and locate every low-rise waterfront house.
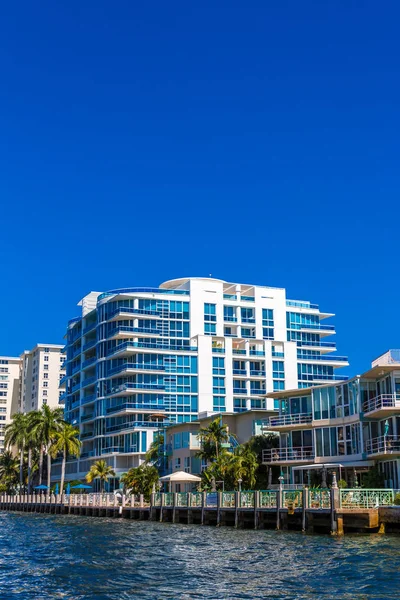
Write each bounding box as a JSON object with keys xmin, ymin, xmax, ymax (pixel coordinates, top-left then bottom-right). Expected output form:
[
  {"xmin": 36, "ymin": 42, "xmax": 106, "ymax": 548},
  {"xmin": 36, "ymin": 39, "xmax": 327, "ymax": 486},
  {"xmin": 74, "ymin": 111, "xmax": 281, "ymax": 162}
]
[
  {"xmin": 262, "ymin": 350, "xmax": 400, "ymax": 488},
  {"xmin": 165, "ymin": 409, "xmax": 276, "ymax": 484}
]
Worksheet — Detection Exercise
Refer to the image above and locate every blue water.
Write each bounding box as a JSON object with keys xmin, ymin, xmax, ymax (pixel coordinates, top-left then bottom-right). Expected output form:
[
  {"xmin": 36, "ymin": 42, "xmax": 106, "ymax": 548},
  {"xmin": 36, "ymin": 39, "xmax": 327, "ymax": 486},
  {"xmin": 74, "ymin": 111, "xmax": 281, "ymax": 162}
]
[{"xmin": 0, "ymin": 513, "xmax": 399, "ymax": 599}]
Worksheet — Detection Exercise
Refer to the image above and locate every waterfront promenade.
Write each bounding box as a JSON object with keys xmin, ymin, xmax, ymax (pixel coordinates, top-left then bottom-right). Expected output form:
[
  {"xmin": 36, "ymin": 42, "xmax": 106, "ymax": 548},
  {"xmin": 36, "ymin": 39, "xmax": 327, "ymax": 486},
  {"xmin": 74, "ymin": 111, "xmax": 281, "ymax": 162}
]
[{"xmin": 2, "ymin": 488, "xmax": 400, "ymax": 535}]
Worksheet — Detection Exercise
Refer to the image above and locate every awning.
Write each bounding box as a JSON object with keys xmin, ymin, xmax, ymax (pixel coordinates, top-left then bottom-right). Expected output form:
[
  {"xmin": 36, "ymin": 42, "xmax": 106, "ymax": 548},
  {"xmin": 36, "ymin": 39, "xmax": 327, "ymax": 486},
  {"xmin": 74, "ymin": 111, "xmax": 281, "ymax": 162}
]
[
  {"xmin": 159, "ymin": 471, "xmax": 201, "ymax": 483},
  {"xmin": 292, "ymin": 460, "xmax": 374, "ymax": 471}
]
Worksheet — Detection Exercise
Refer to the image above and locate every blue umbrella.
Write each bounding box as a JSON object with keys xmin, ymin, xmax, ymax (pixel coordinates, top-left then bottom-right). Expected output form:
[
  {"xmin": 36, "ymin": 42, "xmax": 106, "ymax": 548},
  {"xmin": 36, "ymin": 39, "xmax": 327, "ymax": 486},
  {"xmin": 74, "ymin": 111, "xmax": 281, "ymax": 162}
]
[
  {"xmin": 71, "ymin": 484, "xmax": 92, "ymax": 494},
  {"xmin": 66, "ymin": 483, "xmax": 71, "ymax": 495},
  {"xmin": 55, "ymin": 483, "xmax": 59, "ymax": 495},
  {"xmin": 34, "ymin": 484, "xmax": 48, "ymax": 490}
]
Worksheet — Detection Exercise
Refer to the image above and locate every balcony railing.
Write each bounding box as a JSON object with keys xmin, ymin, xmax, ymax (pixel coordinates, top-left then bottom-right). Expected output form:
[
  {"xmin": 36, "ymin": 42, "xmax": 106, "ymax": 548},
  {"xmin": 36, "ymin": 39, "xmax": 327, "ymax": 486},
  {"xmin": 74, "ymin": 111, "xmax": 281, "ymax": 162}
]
[
  {"xmin": 363, "ymin": 393, "xmax": 400, "ymax": 414},
  {"xmin": 241, "ymin": 318, "xmax": 255, "ymax": 324},
  {"xmin": 298, "ymin": 324, "xmax": 335, "ymax": 331},
  {"xmin": 82, "ymin": 356, "xmax": 97, "ymax": 369},
  {"xmin": 250, "ymin": 389, "xmax": 265, "ymax": 395},
  {"xmin": 268, "ymin": 413, "xmax": 313, "ymax": 427},
  {"xmin": 232, "ymin": 369, "xmax": 246, "ymax": 375},
  {"xmin": 81, "ymin": 413, "xmax": 95, "ymax": 422},
  {"xmin": 83, "ymin": 322, "xmax": 97, "ymax": 335},
  {"xmin": 262, "ymin": 447, "xmax": 314, "ymax": 463},
  {"xmin": 233, "ymin": 387, "xmax": 247, "ymax": 395},
  {"xmin": 297, "ymin": 354, "xmax": 348, "ymax": 362},
  {"xmin": 223, "ymin": 316, "xmax": 237, "ymax": 322},
  {"xmin": 106, "ymin": 403, "xmax": 166, "ymax": 415},
  {"xmin": 82, "ymin": 340, "xmax": 97, "ymax": 352},
  {"xmin": 249, "ymin": 370, "xmax": 265, "ymax": 376},
  {"xmin": 82, "ymin": 394, "xmax": 96, "ymax": 405},
  {"xmin": 249, "ymin": 350, "xmax": 265, "ymax": 356},
  {"xmin": 107, "ymin": 362, "xmax": 165, "ymax": 376},
  {"xmin": 107, "ymin": 382, "xmax": 165, "ymax": 395},
  {"xmin": 107, "ymin": 341, "xmax": 198, "ymax": 357},
  {"xmin": 107, "ymin": 326, "xmax": 160, "ymax": 338},
  {"xmin": 364, "ymin": 435, "xmax": 400, "ymax": 455},
  {"xmin": 286, "ymin": 300, "xmax": 319, "ymax": 309}
]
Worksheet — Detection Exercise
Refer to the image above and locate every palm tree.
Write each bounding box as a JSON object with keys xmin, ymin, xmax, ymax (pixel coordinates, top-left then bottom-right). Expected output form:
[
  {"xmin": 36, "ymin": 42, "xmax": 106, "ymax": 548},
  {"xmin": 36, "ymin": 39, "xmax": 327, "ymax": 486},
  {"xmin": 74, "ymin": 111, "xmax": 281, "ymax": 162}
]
[
  {"xmin": 230, "ymin": 446, "xmax": 258, "ymax": 489},
  {"xmin": 145, "ymin": 434, "xmax": 164, "ymax": 469},
  {"xmin": 85, "ymin": 460, "xmax": 116, "ymax": 493},
  {"xmin": 51, "ymin": 424, "xmax": 81, "ymax": 495},
  {"xmin": 5, "ymin": 413, "xmax": 29, "ymax": 491},
  {"xmin": 197, "ymin": 418, "xmax": 229, "ymax": 460},
  {"xmin": 30, "ymin": 405, "xmax": 65, "ymax": 488},
  {"xmin": 120, "ymin": 464, "xmax": 159, "ymax": 500},
  {"xmin": 0, "ymin": 450, "xmax": 19, "ymax": 492}
]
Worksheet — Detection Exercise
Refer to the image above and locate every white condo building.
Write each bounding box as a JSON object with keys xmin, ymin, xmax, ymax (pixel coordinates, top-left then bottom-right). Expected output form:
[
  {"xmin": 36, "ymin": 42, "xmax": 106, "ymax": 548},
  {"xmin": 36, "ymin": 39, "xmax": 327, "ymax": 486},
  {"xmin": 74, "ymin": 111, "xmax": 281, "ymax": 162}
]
[
  {"xmin": 59, "ymin": 277, "xmax": 349, "ymax": 488},
  {"xmin": 19, "ymin": 344, "xmax": 66, "ymax": 412},
  {"xmin": 0, "ymin": 357, "xmax": 22, "ymax": 453}
]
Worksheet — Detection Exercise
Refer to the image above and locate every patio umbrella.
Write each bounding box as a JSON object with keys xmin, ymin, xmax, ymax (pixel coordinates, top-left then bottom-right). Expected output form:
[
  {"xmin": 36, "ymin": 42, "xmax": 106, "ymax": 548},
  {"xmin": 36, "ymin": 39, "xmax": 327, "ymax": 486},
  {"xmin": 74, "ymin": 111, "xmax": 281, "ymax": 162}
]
[
  {"xmin": 55, "ymin": 483, "xmax": 59, "ymax": 495},
  {"xmin": 66, "ymin": 483, "xmax": 71, "ymax": 495},
  {"xmin": 34, "ymin": 484, "xmax": 48, "ymax": 490},
  {"xmin": 71, "ymin": 484, "xmax": 92, "ymax": 494}
]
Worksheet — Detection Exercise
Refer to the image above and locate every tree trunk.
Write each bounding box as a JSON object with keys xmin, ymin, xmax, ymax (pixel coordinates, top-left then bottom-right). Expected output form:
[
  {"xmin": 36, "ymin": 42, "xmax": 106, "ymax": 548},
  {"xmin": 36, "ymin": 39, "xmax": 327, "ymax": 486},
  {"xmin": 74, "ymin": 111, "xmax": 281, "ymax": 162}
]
[
  {"xmin": 27, "ymin": 447, "xmax": 32, "ymax": 494},
  {"xmin": 38, "ymin": 447, "xmax": 44, "ymax": 486},
  {"xmin": 19, "ymin": 448, "xmax": 24, "ymax": 491},
  {"xmin": 47, "ymin": 451, "xmax": 52, "ymax": 491},
  {"xmin": 60, "ymin": 449, "xmax": 66, "ymax": 495},
  {"xmin": 100, "ymin": 479, "xmax": 104, "ymax": 493}
]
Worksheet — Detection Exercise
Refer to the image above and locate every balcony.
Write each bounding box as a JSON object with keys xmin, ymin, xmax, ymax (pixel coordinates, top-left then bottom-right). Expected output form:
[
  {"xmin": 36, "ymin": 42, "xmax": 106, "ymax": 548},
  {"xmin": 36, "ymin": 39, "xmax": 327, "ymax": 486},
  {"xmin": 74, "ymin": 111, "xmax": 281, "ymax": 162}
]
[
  {"xmin": 232, "ymin": 369, "xmax": 247, "ymax": 376},
  {"xmin": 286, "ymin": 300, "xmax": 319, "ymax": 309},
  {"xmin": 82, "ymin": 376, "xmax": 96, "ymax": 389},
  {"xmin": 363, "ymin": 394, "xmax": 400, "ymax": 418},
  {"xmin": 233, "ymin": 349, "xmax": 246, "ymax": 356},
  {"xmin": 297, "ymin": 354, "xmax": 348, "ymax": 364},
  {"xmin": 106, "ymin": 403, "xmax": 166, "ymax": 415},
  {"xmin": 82, "ymin": 394, "xmax": 96, "ymax": 405},
  {"xmin": 249, "ymin": 370, "xmax": 266, "ymax": 377},
  {"xmin": 107, "ymin": 341, "xmax": 198, "ymax": 357},
  {"xmin": 107, "ymin": 307, "xmax": 161, "ymax": 321},
  {"xmin": 106, "ymin": 382, "xmax": 165, "ymax": 396},
  {"xmin": 223, "ymin": 294, "xmax": 237, "ymax": 300},
  {"xmin": 223, "ymin": 316, "xmax": 237, "ymax": 322},
  {"xmin": 83, "ymin": 322, "xmax": 97, "ymax": 335},
  {"xmin": 72, "ymin": 364, "xmax": 81, "ymax": 375},
  {"xmin": 81, "ymin": 413, "xmax": 95, "ymax": 422},
  {"xmin": 101, "ymin": 446, "xmax": 124, "ymax": 455},
  {"xmin": 107, "ymin": 326, "xmax": 160, "ymax": 340},
  {"xmin": 212, "ymin": 346, "xmax": 225, "ymax": 354},
  {"xmin": 241, "ymin": 318, "xmax": 255, "ymax": 324},
  {"xmin": 268, "ymin": 413, "xmax": 313, "ymax": 430},
  {"xmin": 107, "ymin": 362, "xmax": 166, "ymax": 377},
  {"xmin": 82, "ymin": 356, "xmax": 97, "ymax": 369},
  {"xmin": 105, "ymin": 421, "xmax": 161, "ymax": 434},
  {"xmin": 249, "ymin": 350, "xmax": 265, "ymax": 357},
  {"xmin": 299, "ymin": 324, "xmax": 335, "ymax": 333},
  {"xmin": 233, "ymin": 387, "xmax": 247, "ymax": 395},
  {"xmin": 81, "ymin": 431, "xmax": 94, "ymax": 440},
  {"xmin": 241, "ymin": 296, "xmax": 254, "ymax": 302},
  {"xmin": 71, "ymin": 382, "xmax": 81, "ymax": 393},
  {"xmin": 262, "ymin": 446, "xmax": 314, "ymax": 464},
  {"xmin": 83, "ymin": 339, "xmax": 97, "ymax": 352},
  {"xmin": 272, "ymin": 352, "xmax": 284, "ymax": 358},
  {"xmin": 364, "ymin": 435, "xmax": 400, "ymax": 457},
  {"xmin": 250, "ymin": 388, "xmax": 265, "ymax": 395},
  {"xmin": 59, "ymin": 374, "xmax": 69, "ymax": 386}
]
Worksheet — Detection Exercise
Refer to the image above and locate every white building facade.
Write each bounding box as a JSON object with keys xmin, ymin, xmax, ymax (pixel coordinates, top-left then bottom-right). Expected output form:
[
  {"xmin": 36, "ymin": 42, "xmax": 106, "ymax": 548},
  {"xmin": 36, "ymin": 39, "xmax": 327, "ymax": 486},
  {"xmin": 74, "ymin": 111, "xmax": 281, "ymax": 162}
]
[
  {"xmin": 60, "ymin": 277, "xmax": 348, "ymax": 486},
  {"xmin": 19, "ymin": 344, "xmax": 66, "ymax": 412},
  {"xmin": 0, "ymin": 357, "xmax": 22, "ymax": 453}
]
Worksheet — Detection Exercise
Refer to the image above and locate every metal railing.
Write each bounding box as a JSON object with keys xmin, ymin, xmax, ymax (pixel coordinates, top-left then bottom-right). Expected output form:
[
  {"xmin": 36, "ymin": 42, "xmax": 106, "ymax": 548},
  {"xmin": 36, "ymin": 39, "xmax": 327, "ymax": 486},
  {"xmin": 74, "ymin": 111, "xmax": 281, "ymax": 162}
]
[
  {"xmin": 222, "ymin": 492, "xmax": 235, "ymax": 508},
  {"xmin": 239, "ymin": 491, "xmax": 255, "ymax": 508},
  {"xmin": 190, "ymin": 492, "xmax": 202, "ymax": 508},
  {"xmin": 282, "ymin": 490, "xmax": 303, "ymax": 509},
  {"xmin": 259, "ymin": 491, "xmax": 278, "ymax": 508},
  {"xmin": 365, "ymin": 435, "xmax": 400, "ymax": 455},
  {"xmin": 309, "ymin": 489, "xmax": 331, "ymax": 509},
  {"xmin": 268, "ymin": 413, "xmax": 313, "ymax": 427},
  {"xmin": 363, "ymin": 394, "xmax": 400, "ymax": 414},
  {"xmin": 262, "ymin": 447, "xmax": 314, "ymax": 463},
  {"xmin": 340, "ymin": 489, "xmax": 394, "ymax": 509}
]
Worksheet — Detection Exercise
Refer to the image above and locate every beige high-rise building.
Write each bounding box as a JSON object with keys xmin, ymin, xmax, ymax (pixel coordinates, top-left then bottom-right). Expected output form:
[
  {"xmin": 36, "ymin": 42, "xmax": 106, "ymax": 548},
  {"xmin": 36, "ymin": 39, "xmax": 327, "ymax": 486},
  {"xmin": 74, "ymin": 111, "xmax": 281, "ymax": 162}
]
[
  {"xmin": 19, "ymin": 344, "xmax": 66, "ymax": 413},
  {"xmin": 0, "ymin": 357, "xmax": 21, "ymax": 453}
]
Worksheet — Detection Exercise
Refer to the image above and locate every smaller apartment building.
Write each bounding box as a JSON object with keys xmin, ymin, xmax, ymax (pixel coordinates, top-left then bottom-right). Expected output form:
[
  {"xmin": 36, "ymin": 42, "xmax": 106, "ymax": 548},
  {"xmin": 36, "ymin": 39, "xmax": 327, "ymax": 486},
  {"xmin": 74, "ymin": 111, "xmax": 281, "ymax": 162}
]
[
  {"xmin": 0, "ymin": 358, "xmax": 20, "ymax": 453},
  {"xmin": 20, "ymin": 344, "xmax": 66, "ymax": 412},
  {"xmin": 262, "ymin": 350, "xmax": 400, "ymax": 488},
  {"xmin": 165, "ymin": 410, "xmax": 275, "ymax": 481}
]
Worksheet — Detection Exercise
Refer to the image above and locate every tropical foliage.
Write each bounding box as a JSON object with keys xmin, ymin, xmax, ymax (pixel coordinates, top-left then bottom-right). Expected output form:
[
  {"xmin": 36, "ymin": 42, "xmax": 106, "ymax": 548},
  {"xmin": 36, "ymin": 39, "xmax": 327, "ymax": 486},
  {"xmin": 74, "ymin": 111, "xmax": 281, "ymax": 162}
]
[
  {"xmin": 4, "ymin": 405, "xmax": 66, "ymax": 493},
  {"xmin": 51, "ymin": 424, "xmax": 81, "ymax": 494},
  {"xmin": 197, "ymin": 418, "xmax": 279, "ymax": 491},
  {"xmin": 85, "ymin": 460, "xmax": 116, "ymax": 492},
  {"xmin": 120, "ymin": 464, "xmax": 159, "ymax": 500}
]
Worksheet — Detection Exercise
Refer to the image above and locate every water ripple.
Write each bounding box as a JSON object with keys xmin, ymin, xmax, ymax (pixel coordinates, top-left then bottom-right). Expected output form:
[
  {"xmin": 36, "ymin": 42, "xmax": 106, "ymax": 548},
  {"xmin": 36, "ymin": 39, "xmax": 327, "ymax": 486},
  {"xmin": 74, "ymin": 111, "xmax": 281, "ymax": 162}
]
[{"xmin": 0, "ymin": 513, "xmax": 399, "ymax": 598}]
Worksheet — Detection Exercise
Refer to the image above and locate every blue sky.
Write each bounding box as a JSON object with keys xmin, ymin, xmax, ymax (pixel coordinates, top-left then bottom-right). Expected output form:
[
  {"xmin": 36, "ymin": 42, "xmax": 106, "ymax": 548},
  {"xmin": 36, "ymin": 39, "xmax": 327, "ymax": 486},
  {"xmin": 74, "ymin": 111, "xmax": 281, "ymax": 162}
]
[{"xmin": 1, "ymin": 1, "xmax": 399, "ymax": 375}]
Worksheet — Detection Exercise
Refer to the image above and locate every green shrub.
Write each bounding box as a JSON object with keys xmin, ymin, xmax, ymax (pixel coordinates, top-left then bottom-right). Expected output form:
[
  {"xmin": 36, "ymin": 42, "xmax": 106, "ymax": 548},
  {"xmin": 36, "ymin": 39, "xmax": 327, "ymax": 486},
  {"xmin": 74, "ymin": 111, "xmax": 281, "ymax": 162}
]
[
  {"xmin": 393, "ymin": 493, "xmax": 400, "ymax": 506},
  {"xmin": 337, "ymin": 479, "xmax": 347, "ymax": 489}
]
